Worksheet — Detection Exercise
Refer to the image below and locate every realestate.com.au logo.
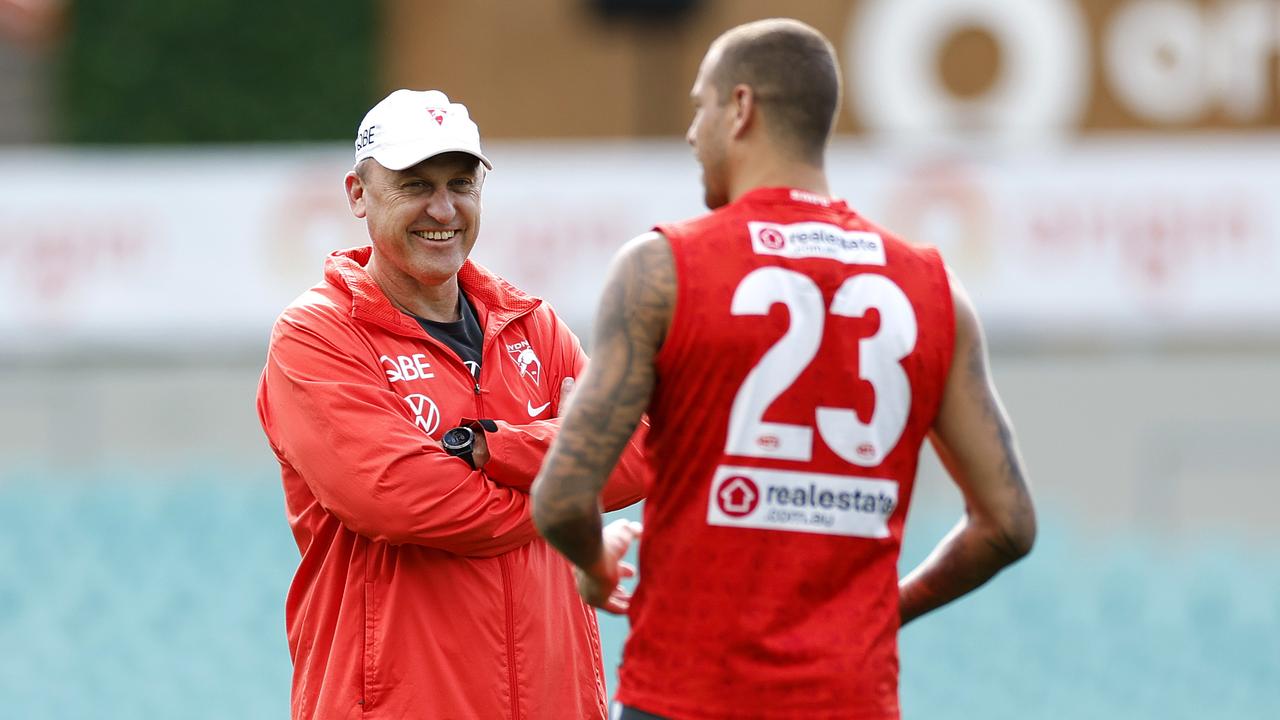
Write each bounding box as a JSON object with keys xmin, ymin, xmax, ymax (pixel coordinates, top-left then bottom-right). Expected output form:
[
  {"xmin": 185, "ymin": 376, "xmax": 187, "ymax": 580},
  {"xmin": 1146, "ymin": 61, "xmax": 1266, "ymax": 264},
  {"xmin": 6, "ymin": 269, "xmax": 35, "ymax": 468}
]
[
  {"xmin": 716, "ymin": 475, "xmax": 760, "ymax": 518},
  {"xmin": 707, "ymin": 466, "xmax": 898, "ymax": 539},
  {"xmin": 758, "ymin": 228, "xmax": 786, "ymax": 250}
]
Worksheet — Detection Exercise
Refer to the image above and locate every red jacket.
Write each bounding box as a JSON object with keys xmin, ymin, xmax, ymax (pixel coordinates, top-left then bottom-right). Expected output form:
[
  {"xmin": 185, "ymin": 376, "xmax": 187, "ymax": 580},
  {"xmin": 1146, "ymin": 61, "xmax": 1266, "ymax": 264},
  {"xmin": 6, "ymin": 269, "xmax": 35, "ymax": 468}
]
[{"xmin": 257, "ymin": 247, "xmax": 648, "ymax": 720}]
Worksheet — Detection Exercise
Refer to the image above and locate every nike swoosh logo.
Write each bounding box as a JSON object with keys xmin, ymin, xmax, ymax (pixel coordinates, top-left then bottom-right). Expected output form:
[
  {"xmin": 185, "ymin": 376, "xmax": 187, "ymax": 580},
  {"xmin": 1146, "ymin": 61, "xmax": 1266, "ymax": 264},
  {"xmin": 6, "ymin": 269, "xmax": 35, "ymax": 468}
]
[{"xmin": 527, "ymin": 400, "xmax": 551, "ymax": 417}]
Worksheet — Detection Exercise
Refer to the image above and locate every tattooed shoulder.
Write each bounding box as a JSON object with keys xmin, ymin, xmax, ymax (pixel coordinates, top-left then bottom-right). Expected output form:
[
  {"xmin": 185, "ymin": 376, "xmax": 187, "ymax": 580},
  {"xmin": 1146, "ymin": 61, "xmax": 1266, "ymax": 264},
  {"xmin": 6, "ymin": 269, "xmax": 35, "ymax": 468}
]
[{"xmin": 598, "ymin": 231, "xmax": 676, "ymax": 355}]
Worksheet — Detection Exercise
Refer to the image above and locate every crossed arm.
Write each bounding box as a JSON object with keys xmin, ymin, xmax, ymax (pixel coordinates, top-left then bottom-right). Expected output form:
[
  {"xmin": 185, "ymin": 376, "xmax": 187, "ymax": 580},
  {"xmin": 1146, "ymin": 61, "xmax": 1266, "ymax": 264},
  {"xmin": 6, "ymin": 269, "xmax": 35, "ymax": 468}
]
[
  {"xmin": 260, "ymin": 305, "xmax": 647, "ymax": 558},
  {"xmin": 259, "ymin": 318, "xmax": 539, "ymax": 556},
  {"xmin": 531, "ymin": 232, "xmax": 675, "ymax": 604}
]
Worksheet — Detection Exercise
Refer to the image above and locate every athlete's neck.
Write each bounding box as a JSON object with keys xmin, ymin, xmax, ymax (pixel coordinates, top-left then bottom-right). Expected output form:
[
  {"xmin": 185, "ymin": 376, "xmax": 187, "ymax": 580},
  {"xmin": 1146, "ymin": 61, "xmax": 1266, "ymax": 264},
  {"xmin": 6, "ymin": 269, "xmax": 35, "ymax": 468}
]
[{"xmin": 727, "ymin": 158, "xmax": 830, "ymax": 205}]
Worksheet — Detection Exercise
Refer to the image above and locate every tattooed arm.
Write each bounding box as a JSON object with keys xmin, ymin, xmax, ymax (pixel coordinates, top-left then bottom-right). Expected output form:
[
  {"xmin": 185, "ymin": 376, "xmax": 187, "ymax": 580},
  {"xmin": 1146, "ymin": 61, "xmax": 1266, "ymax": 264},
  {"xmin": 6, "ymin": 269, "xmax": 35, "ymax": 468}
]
[
  {"xmin": 899, "ymin": 271, "xmax": 1037, "ymax": 626},
  {"xmin": 532, "ymin": 232, "xmax": 675, "ymax": 609}
]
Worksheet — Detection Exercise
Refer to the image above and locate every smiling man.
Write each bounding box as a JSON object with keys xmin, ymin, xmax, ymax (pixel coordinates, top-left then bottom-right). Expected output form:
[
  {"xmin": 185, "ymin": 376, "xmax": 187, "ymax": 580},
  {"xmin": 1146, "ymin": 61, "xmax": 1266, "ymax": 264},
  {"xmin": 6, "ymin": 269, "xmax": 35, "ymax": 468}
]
[{"xmin": 256, "ymin": 89, "xmax": 649, "ymax": 720}]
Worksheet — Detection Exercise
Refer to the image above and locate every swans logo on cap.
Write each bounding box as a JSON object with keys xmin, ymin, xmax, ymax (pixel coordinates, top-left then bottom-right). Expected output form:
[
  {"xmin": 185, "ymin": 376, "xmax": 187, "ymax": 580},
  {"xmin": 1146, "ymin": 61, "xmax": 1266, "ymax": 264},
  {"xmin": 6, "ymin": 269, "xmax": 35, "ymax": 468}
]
[{"xmin": 426, "ymin": 108, "xmax": 449, "ymax": 126}]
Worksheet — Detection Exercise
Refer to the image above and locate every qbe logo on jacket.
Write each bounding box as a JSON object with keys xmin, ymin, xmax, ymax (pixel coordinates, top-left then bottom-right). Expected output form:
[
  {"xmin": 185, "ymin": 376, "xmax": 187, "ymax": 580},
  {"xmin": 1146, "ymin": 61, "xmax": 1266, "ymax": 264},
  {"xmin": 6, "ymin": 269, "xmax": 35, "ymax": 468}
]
[
  {"xmin": 706, "ymin": 466, "xmax": 898, "ymax": 538},
  {"xmin": 381, "ymin": 354, "xmax": 434, "ymax": 383}
]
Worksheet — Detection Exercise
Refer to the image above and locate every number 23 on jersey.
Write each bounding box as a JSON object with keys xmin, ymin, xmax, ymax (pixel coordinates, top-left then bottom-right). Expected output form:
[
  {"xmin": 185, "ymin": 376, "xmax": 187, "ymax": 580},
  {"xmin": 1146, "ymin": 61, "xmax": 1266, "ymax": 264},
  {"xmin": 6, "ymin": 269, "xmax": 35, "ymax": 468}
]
[{"xmin": 724, "ymin": 266, "xmax": 919, "ymax": 468}]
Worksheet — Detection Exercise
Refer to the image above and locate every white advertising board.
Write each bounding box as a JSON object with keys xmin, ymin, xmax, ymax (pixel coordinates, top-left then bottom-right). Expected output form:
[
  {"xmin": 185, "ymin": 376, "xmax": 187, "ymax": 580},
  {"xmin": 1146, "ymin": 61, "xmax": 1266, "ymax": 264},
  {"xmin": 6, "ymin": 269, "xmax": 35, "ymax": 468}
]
[{"xmin": 1, "ymin": 137, "xmax": 1277, "ymax": 355}]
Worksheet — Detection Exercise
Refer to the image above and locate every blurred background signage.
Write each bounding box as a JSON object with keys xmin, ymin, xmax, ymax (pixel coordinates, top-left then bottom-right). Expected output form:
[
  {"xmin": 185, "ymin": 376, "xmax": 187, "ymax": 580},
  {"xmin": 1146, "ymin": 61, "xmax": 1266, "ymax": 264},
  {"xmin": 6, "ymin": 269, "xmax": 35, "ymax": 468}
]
[{"xmin": 385, "ymin": 0, "xmax": 1280, "ymax": 139}]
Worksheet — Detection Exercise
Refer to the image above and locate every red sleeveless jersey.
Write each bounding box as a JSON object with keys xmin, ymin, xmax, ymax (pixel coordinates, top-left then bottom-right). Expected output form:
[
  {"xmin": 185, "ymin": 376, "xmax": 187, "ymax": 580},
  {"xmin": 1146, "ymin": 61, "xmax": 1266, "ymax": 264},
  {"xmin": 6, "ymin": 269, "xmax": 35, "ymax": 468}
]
[{"xmin": 617, "ymin": 187, "xmax": 954, "ymax": 720}]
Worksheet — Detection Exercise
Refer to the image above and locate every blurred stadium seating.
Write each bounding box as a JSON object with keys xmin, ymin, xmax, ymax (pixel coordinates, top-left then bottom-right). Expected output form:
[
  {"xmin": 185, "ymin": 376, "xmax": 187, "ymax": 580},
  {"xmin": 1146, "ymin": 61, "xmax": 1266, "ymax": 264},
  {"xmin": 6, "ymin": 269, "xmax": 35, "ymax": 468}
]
[
  {"xmin": 1, "ymin": 471, "xmax": 1275, "ymax": 719},
  {"xmin": 0, "ymin": 469, "xmax": 294, "ymax": 717}
]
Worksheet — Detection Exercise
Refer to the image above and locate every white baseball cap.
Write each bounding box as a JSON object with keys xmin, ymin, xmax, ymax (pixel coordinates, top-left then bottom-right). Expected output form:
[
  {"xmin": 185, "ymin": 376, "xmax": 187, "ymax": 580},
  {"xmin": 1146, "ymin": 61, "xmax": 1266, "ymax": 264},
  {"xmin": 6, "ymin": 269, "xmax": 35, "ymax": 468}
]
[{"xmin": 353, "ymin": 89, "xmax": 492, "ymax": 171}]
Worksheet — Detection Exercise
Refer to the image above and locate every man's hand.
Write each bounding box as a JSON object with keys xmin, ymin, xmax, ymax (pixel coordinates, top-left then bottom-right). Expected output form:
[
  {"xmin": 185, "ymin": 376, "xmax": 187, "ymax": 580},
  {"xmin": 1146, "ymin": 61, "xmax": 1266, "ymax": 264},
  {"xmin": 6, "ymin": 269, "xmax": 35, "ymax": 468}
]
[
  {"xmin": 556, "ymin": 376, "xmax": 575, "ymax": 416},
  {"xmin": 575, "ymin": 519, "xmax": 642, "ymax": 614},
  {"xmin": 471, "ymin": 429, "xmax": 490, "ymax": 468}
]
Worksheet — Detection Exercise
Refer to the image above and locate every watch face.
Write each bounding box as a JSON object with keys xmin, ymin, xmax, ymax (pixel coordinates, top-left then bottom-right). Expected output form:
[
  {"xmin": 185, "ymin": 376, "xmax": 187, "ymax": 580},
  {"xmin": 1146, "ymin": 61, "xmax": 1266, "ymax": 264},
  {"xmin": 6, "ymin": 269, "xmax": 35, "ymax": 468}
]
[{"xmin": 443, "ymin": 427, "xmax": 473, "ymax": 450}]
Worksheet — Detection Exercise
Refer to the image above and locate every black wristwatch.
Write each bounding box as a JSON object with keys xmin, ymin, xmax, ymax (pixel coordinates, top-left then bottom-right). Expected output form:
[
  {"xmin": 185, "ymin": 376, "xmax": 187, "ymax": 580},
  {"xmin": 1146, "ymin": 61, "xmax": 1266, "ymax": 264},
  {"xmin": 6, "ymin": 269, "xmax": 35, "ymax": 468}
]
[{"xmin": 442, "ymin": 425, "xmax": 477, "ymax": 469}]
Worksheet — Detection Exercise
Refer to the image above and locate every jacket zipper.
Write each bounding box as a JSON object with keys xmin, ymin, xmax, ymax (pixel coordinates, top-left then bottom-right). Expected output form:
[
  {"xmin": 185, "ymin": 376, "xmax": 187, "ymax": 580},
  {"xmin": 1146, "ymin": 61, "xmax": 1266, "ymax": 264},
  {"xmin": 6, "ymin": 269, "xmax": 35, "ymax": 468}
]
[
  {"xmin": 413, "ymin": 301, "xmax": 536, "ymax": 720},
  {"xmin": 467, "ymin": 302, "xmax": 539, "ymax": 417},
  {"xmin": 499, "ymin": 555, "xmax": 521, "ymax": 720},
  {"xmin": 476, "ymin": 312, "xmax": 529, "ymax": 720},
  {"xmin": 403, "ymin": 302, "xmax": 539, "ymax": 413}
]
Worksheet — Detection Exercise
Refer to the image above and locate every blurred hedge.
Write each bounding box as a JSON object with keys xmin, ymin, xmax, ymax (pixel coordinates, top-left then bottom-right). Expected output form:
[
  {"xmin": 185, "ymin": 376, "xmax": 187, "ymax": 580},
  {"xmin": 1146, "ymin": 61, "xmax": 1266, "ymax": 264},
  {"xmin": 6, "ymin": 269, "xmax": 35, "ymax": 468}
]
[{"xmin": 57, "ymin": 0, "xmax": 375, "ymax": 143}]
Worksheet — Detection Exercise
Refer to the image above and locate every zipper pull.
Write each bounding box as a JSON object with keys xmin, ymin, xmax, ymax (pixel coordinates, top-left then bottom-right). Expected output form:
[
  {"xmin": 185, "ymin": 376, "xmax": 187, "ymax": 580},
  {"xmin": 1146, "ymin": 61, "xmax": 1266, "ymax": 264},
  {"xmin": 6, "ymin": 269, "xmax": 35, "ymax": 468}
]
[{"xmin": 474, "ymin": 381, "xmax": 481, "ymax": 395}]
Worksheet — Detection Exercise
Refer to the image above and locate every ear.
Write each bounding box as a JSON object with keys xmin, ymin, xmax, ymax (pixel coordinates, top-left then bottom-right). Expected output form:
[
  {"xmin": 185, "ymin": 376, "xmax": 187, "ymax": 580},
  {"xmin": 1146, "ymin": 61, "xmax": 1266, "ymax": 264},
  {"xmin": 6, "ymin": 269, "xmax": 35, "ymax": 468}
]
[
  {"xmin": 344, "ymin": 171, "xmax": 368, "ymax": 219},
  {"xmin": 728, "ymin": 84, "xmax": 755, "ymax": 140}
]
